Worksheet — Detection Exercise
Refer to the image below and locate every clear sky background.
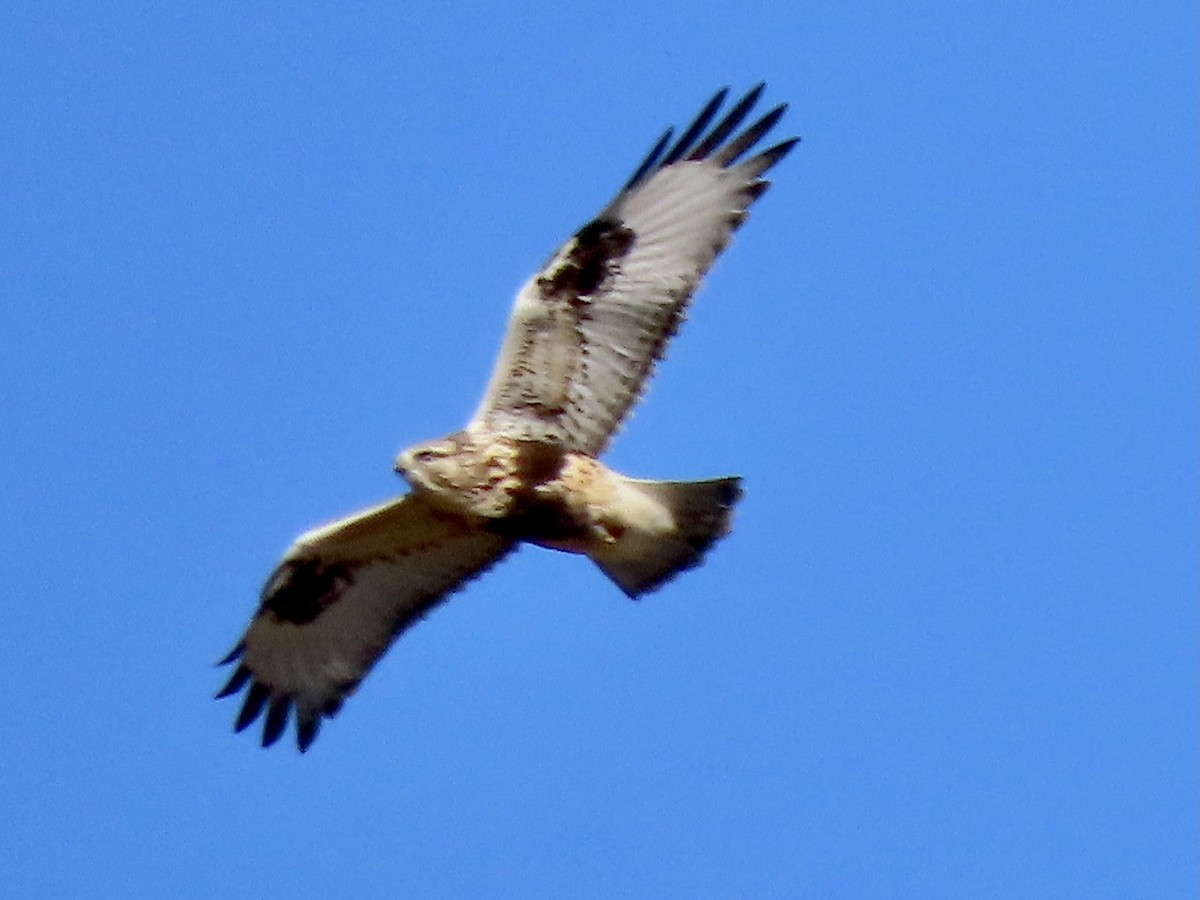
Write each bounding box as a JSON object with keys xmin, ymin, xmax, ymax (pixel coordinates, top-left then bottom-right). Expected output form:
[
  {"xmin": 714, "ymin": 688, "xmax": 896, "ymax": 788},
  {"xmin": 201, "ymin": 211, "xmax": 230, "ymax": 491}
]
[{"xmin": 2, "ymin": 3, "xmax": 1194, "ymax": 897}]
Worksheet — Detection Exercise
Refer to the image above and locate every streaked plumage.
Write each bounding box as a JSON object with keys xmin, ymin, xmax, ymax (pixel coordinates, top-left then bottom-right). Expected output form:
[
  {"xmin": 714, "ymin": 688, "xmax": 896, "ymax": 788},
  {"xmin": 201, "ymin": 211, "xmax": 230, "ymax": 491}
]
[{"xmin": 218, "ymin": 85, "xmax": 797, "ymax": 751}]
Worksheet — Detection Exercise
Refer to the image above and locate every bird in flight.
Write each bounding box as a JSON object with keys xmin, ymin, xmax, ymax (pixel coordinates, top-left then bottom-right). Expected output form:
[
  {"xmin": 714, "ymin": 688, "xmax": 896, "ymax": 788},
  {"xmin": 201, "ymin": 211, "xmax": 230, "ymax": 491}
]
[{"xmin": 217, "ymin": 84, "xmax": 797, "ymax": 751}]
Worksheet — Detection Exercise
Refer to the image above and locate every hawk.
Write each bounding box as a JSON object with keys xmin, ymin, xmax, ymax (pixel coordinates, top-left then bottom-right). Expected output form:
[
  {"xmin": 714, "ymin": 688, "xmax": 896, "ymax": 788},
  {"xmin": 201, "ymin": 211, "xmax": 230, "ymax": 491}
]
[{"xmin": 217, "ymin": 85, "xmax": 797, "ymax": 751}]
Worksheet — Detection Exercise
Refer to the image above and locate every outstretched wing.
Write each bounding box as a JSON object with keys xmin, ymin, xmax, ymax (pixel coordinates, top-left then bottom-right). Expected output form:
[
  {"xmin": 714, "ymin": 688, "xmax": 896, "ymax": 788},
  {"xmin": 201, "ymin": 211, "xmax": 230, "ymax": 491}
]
[
  {"xmin": 216, "ymin": 495, "xmax": 514, "ymax": 751},
  {"xmin": 469, "ymin": 84, "xmax": 798, "ymax": 454}
]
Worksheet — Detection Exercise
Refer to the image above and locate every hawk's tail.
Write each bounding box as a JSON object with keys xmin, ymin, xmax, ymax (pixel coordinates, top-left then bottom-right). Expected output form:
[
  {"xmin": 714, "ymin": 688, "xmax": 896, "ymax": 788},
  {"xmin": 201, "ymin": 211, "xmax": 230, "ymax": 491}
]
[{"xmin": 590, "ymin": 476, "xmax": 742, "ymax": 599}]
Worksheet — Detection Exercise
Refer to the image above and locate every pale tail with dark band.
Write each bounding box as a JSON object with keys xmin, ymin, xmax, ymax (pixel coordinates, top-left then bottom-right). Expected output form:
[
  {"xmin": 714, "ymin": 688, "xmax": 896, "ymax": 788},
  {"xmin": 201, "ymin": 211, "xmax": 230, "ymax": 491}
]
[{"xmin": 590, "ymin": 476, "xmax": 742, "ymax": 598}]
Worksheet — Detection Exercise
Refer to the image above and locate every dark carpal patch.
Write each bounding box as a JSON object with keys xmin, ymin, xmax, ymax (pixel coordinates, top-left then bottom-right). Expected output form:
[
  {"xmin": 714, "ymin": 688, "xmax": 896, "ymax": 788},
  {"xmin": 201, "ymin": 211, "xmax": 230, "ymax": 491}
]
[
  {"xmin": 260, "ymin": 558, "xmax": 351, "ymax": 625},
  {"xmin": 539, "ymin": 218, "xmax": 635, "ymax": 300}
]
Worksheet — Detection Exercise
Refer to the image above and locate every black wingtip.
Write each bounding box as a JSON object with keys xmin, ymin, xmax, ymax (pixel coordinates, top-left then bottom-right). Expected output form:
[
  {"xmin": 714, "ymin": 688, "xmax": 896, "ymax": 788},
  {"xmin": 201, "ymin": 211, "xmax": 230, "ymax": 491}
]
[
  {"xmin": 619, "ymin": 84, "xmax": 792, "ymax": 195},
  {"xmin": 261, "ymin": 697, "xmax": 290, "ymax": 748},
  {"xmin": 714, "ymin": 104, "xmax": 792, "ymax": 167},
  {"xmin": 296, "ymin": 715, "xmax": 320, "ymax": 753},
  {"xmin": 215, "ymin": 663, "xmax": 252, "ymax": 700},
  {"xmin": 218, "ymin": 674, "xmax": 324, "ymax": 753},
  {"xmin": 688, "ymin": 84, "xmax": 766, "ymax": 162},
  {"xmin": 234, "ymin": 682, "xmax": 270, "ymax": 733},
  {"xmin": 216, "ymin": 641, "xmax": 245, "ymax": 667},
  {"xmin": 753, "ymin": 136, "xmax": 801, "ymax": 174},
  {"xmin": 658, "ymin": 86, "xmax": 730, "ymax": 168},
  {"xmin": 621, "ymin": 126, "xmax": 674, "ymax": 193}
]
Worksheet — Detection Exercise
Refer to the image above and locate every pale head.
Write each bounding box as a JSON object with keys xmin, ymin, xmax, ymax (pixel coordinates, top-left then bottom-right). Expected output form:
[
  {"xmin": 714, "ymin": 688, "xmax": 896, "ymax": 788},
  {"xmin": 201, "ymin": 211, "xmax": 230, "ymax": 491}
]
[{"xmin": 393, "ymin": 435, "xmax": 464, "ymax": 496}]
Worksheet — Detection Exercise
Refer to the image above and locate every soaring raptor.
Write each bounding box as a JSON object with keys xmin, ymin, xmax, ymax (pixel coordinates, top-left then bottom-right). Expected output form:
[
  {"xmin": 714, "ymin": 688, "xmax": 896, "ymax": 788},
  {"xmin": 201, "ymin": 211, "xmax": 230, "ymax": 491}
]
[{"xmin": 217, "ymin": 85, "xmax": 797, "ymax": 750}]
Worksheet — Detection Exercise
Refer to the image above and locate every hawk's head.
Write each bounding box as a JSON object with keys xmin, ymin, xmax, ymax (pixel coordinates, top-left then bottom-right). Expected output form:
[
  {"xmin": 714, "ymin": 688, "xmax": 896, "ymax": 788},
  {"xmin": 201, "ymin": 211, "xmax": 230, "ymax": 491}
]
[
  {"xmin": 394, "ymin": 431, "xmax": 522, "ymax": 519},
  {"xmin": 394, "ymin": 436, "xmax": 464, "ymax": 496}
]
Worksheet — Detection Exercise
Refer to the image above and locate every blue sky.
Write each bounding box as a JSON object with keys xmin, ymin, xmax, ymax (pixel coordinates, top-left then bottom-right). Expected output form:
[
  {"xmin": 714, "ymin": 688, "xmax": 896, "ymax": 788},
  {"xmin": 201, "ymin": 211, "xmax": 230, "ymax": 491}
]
[{"xmin": 2, "ymin": 2, "xmax": 1195, "ymax": 897}]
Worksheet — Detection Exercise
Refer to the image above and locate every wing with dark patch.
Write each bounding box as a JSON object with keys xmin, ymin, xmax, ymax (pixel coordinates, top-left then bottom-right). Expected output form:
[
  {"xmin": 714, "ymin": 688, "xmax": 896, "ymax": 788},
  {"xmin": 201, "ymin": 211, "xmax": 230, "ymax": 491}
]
[
  {"xmin": 469, "ymin": 84, "xmax": 798, "ymax": 453},
  {"xmin": 216, "ymin": 495, "xmax": 514, "ymax": 751}
]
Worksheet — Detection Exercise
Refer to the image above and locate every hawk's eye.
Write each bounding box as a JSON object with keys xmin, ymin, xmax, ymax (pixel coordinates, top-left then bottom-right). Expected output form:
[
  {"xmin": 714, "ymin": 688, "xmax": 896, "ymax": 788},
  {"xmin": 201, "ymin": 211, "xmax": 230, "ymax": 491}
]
[{"xmin": 414, "ymin": 449, "xmax": 437, "ymax": 463}]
